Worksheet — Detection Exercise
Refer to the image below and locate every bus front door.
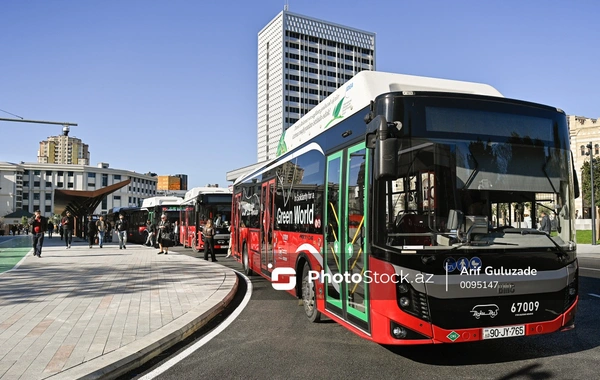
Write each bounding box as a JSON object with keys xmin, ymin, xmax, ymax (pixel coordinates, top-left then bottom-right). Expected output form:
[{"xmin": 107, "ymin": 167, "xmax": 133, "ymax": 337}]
[
  {"xmin": 324, "ymin": 142, "xmax": 369, "ymax": 332},
  {"xmin": 260, "ymin": 179, "xmax": 275, "ymax": 275},
  {"xmin": 233, "ymin": 192, "xmax": 242, "ymax": 256}
]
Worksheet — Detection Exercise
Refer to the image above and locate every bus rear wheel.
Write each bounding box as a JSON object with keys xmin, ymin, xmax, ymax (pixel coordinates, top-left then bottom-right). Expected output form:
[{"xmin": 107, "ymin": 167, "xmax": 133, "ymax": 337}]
[
  {"xmin": 242, "ymin": 244, "xmax": 253, "ymax": 276},
  {"xmin": 192, "ymin": 237, "xmax": 199, "ymax": 253},
  {"xmin": 302, "ymin": 262, "xmax": 321, "ymax": 323}
]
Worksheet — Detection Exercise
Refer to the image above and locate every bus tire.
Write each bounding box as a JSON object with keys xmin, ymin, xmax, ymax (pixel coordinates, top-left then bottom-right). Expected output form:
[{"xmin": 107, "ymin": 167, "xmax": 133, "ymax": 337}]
[
  {"xmin": 301, "ymin": 262, "xmax": 321, "ymax": 323},
  {"xmin": 242, "ymin": 244, "xmax": 253, "ymax": 276},
  {"xmin": 192, "ymin": 237, "xmax": 199, "ymax": 253}
]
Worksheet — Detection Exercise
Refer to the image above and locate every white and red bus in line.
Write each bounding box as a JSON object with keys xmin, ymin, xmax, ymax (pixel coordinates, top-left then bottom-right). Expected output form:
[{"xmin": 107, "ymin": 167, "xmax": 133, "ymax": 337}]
[
  {"xmin": 179, "ymin": 187, "xmax": 232, "ymax": 252},
  {"xmin": 231, "ymin": 71, "xmax": 578, "ymax": 345},
  {"xmin": 140, "ymin": 196, "xmax": 186, "ymax": 244}
]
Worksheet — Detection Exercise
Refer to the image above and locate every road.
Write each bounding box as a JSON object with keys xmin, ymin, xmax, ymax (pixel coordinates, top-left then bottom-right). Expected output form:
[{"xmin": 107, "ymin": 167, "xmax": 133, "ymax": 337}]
[{"xmin": 127, "ymin": 248, "xmax": 600, "ymax": 380}]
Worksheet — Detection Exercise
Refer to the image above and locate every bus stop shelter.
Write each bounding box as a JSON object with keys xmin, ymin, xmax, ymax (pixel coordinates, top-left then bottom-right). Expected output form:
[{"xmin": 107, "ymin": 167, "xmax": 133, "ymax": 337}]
[{"xmin": 53, "ymin": 179, "xmax": 131, "ymax": 236}]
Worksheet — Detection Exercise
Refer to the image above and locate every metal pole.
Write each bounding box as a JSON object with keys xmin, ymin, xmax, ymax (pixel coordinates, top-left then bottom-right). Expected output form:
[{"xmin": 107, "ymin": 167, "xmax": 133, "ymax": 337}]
[
  {"xmin": 590, "ymin": 142, "xmax": 596, "ymax": 245},
  {"xmin": 0, "ymin": 117, "xmax": 77, "ymax": 126}
]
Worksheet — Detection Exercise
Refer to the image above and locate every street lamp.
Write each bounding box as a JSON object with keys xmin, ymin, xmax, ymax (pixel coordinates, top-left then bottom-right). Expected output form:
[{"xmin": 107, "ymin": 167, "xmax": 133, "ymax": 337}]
[{"xmin": 586, "ymin": 142, "xmax": 596, "ymax": 245}]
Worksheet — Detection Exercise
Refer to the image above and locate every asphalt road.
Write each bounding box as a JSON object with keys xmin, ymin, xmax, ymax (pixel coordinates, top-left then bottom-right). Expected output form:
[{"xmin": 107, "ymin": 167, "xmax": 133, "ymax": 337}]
[{"xmin": 130, "ymin": 248, "xmax": 600, "ymax": 380}]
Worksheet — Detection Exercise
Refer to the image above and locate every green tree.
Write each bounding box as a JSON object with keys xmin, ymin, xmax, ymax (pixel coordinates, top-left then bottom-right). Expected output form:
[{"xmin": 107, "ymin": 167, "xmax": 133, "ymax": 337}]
[{"xmin": 581, "ymin": 158, "xmax": 600, "ymax": 208}]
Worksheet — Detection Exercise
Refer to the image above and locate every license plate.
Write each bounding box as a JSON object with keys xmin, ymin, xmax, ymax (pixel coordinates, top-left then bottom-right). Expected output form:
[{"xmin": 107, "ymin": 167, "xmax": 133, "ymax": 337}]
[{"xmin": 482, "ymin": 325, "xmax": 525, "ymax": 340}]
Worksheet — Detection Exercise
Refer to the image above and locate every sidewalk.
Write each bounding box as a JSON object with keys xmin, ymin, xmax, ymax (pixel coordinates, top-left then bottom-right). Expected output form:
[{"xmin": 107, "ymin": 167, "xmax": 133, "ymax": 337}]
[{"xmin": 0, "ymin": 235, "xmax": 238, "ymax": 379}]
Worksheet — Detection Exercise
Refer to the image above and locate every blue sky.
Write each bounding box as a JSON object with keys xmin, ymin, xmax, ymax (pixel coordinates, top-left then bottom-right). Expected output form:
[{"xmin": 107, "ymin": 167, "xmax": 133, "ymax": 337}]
[{"xmin": 1, "ymin": 0, "xmax": 598, "ymax": 188}]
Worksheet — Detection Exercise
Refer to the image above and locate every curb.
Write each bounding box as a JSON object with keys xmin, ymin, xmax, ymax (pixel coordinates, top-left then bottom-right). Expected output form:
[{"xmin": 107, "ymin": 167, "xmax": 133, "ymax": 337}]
[{"xmin": 46, "ymin": 268, "xmax": 240, "ymax": 380}]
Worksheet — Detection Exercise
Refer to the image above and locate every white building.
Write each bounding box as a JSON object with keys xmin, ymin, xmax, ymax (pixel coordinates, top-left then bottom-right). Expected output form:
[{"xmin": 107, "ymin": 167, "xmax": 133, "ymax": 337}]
[
  {"xmin": 569, "ymin": 115, "xmax": 600, "ymax": 222},
  {"xmin": 257, "ymin": 9, "xmax": 376, "ymax": 162},
  {"xmin": 0, "ymin": 161, "xmax": 157, "ymax": 219}
]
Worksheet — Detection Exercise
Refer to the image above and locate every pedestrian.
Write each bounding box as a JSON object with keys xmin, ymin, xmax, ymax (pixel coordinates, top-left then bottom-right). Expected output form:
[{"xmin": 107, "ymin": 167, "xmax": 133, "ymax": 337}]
[
  {"xmin": 157, "ymin": 214, "xmax": 173, "ymax": 254},
  {"xmin": 29, "ymin": 209, "xmax": 47, "ymax": 258},
  {"xmin": 61, "ymin": 211, "xmax": 74, "ymax": 249},
  {"xmin": 145, "ymin": 219, "xmax": 155, "ymax": 247},
  {"xmin": 87, "ymin": 216, "xmax": 97, "ymax": 248},
  {"xmin": 225, "ymin": 224, "xmax": 232, "ymax": 258},
  {"xmin": 203, "ymin": 219, "xmax": 217, "ymax": 262},
  {"xmin": 173, "ymin": 220, "xmax": 180, "ymax": 246},
  {"xmin": 47, "ymin": 220, "xmax": 54, "ymax": 239},
  {"xmin": 539, "ymin": 211, "xmax": 551, "ymax": 234},
  {"xmin": 59, "ymin": 223, "xmax": 63, "ymax": 240},
  {"xmin": 96, "ymin": 215, "xmax": 106, "ymax": 248},
  {"xmin": 115, "ymin": 214, "xmax": 128, "ymax": 249}
]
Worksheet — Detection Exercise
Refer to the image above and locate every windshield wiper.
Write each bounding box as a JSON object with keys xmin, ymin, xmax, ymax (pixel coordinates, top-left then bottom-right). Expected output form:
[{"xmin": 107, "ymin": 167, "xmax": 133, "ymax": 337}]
[{"xmin": 507, "ymin": 229, "xmax": 569, "ymax": 261}]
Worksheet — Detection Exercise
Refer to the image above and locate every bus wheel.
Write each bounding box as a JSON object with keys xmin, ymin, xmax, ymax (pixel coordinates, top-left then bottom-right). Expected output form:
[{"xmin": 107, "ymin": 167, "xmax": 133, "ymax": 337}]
[
  {"xmin": 242, "ymin": 244, "xmax": 253, "ymax": 276},
  {"xmin": 302, "ymin": 262, "xmax": 321, "ymax": 322},
  {"xmin": 192, "ymin": 237, "xmax": 199, "ymax": 253}
]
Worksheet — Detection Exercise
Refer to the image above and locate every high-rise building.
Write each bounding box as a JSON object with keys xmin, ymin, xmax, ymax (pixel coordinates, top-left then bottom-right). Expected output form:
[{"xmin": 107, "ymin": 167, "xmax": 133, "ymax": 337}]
[
  {"xmin": 174, "ymin": 174, "xmax": 188, "ymax": 190},
  {"xmin": 257, "ymin": 9, "xmax": 376, "ymax": 162},
  {"xmin": 37, "ymin": 127, "xmax": 90, "ymax": 165}
]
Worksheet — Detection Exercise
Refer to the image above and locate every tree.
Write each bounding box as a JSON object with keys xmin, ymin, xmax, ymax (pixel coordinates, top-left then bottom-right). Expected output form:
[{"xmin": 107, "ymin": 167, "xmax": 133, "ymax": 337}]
[{"xmin": 581, "ymin": 158, "xmax": 600, "ymax": 209}]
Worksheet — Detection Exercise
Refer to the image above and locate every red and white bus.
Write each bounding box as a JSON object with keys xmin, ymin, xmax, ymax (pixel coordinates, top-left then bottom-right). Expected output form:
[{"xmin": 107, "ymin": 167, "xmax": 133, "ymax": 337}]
[
  {"xmin": 231, "ymin": 71, "xmax": 578, "ymax": 345},
  {"xmin": 179, "ymin": 187, "xmax": 232, "ymax": 252}
]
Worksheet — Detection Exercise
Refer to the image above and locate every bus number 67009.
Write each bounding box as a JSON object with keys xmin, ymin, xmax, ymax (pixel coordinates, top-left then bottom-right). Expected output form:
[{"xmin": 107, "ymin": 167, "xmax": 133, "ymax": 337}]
[{"xmin": 511, "ymin": 301, "xmax": 539, "ymax": 313}]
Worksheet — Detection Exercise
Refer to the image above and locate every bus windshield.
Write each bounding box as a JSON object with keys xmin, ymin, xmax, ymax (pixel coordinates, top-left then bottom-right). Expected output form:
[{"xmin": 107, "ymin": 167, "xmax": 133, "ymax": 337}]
[{"xmin": 374, "ymin": 96, "xmax": 575, "ymax": 252}]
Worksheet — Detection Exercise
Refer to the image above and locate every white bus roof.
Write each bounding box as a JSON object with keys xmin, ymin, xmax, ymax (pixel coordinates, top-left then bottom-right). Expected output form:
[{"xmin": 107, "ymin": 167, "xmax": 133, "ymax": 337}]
[
  {"xmin": 141, "ymin": 196, "xmax": 184, "ymax": 208},
  {"xmin": 275, "ymin": 70, "xmax": 503, "ymax": 160},
  {"xmin": 183, "ymin": 187, "xmax": 232, "ymax": 204}
]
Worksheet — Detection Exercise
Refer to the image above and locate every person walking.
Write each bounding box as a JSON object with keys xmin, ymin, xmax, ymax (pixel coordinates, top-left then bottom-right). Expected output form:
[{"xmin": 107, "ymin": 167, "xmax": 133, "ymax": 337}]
[
  {"xmin": 173, "ymin": 220, "xmax": 180, "ymax": 246},
  {"xmin": 47, "ymin": 220, "xmax": 54, "ymax": 239},
  {"xmin": 96, "ymin": 215, "xmax": 106, "ymax": 248},
  {"xmin": 145, "ymin": 219, "xmax": 155, "ymax": 247},
  {"xmin": 61, "ymin": 211, "xmax": 74, "ymax": 249},
  {"xmin": 540, "ymin": 211, "xmax": 551, "ymax": 234},
  {"xmin": 203, "ymin": 219, "xmax": 217, "ymax": 262},
  {"xmin": 115, "ymin": 214, "xmax": 128, "ymax": 249},
  {"xmin": 87, "ymin": 216, "xmax": 97, "ymax": 248},
  {"xmin": 29, "ymin": 209, "xmax": 47, "ymax": 258},
  {"xmin": 157, "ymin": 214, "xmax": 173, "ymax": 254},
  {"xmin": 225, "ymin": 224, "xmax": 232, "ymax": 258}
]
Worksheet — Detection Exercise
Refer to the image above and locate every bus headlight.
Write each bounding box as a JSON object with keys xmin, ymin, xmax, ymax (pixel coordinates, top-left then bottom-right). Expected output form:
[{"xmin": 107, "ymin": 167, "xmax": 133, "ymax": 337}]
[{"xmin": 399, "ymin": 297, "xmax": 410, "ymax": 308}]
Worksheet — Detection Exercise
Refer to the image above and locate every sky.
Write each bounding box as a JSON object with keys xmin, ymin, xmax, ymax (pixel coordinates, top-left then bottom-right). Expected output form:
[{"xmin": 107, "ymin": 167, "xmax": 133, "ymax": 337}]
[{"xmin": 1, "ymin": 0, "xmax": 599, "ymax": 189}]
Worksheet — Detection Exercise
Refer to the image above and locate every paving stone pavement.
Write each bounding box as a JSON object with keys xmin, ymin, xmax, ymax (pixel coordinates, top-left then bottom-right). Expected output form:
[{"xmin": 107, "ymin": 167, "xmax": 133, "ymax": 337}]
[{"xmin": 0, "ymin": 235, "xmax": 238, "ymax": 379}]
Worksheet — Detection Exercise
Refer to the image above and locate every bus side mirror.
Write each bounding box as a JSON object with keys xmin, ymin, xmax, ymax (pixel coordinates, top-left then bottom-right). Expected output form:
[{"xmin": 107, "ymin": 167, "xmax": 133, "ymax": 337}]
[{"xmin": 365, "ymin": 115, "xmax": 399, "ymax": 179}]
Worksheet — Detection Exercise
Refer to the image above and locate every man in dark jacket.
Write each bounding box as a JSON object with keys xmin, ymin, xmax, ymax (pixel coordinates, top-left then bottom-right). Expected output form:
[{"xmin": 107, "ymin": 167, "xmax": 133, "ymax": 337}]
[
  {"xmin": 29, "ymin": 209, "xmax": 48, "ymax": 257},
  {"xmin": 115, "ymin": 214, "xmax": 128, "ymax": 249},
  {"xmin": 87, "ymin": 216, "xmax": 97, "ymax": 248},
  {"xmin": 540, "ymin": 211, "xmax": 551, "ymax": 234},
  {"xmin": 61, "ymin": 211, "xmax": 75, "ymax": 248}
]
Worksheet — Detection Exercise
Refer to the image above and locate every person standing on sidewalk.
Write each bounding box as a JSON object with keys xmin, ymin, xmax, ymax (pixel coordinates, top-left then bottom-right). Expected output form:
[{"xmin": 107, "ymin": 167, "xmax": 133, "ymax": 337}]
[
  {"xmin": 157, "ymin": 214, "xmax": 173, "ymax": 254},
  {"xmin": 173, "ymin": 220, "xmax": 180, "ymax": 246},
  {"xmin": 145, "ymin": 219, "xmax": 155, "ymax": 247},
  {"xmin": 47, "ymin": 220, "xmax": 54, "ymax": 239},
  {"xmin": 115, "ymin": 214, "xmax": 128, "ymax": 249},
  {"xmin": 29, "ymin": 209, "xmax": 47, "ymax": 258},
  {"xmin": 96, "ymin": 215, "xmax": 106, "ymax": 248},
  {"xmin": 87, "ymin": 216, "xmax": 97, "ymax": 248},
  {"xmin": 203, "ymin": 219, "xmax": 217, "ymax": 262},
  {"xmin": 61, "ymin": 211, "xmax": 74, "ymax": 249}
]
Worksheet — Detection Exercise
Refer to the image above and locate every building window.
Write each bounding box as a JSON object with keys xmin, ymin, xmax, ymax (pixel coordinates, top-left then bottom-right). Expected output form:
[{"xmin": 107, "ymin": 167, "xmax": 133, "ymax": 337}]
[
  {"xmin": 68, "ymin": 171, "xmax": 74, "ymax": 176},
  {"xmin": 88, "ymin": 183, "xmax": 95, "ymax": 187},
  {"xmin": 596, "ymin": 144, "xmax": 599, "ymax": 155},
  {"xmin": 45, "ymin": 205, "xmax": 52, "ymax": 213},
  {"xmin": 114, "ymin": 174, "xmax": 121, "ymax": 180},
  {"xmin": 68, "ymin": 182, "xmax": 74, "ymax": 188},
  {"xmin": 102, "ymin": 173, "xmax": 108, "ymax": 187},
  {"xmin": 23, "ymin": 170, "xmax": 30, "ymax": 175},
  {"xmin": 88, "ymin": 172, "xmax": 96, "ymax": 178},
  {"xmin": 33, "ymin": 193, "xmax": 40, "ymax": 200},
  {"xmin": 57, "ymin": 182, "xmax": 64, "ymax": 188},
  {"xmin": 46, "ymin": 170, "xmax": 52, "ymax": 176},
  {"xmin": 114, "ymin": 195, "xmax": 121, "ymax": 200},
  {"xmin": 45, "ymin": 193, "xmax": 52, "ymax": 200},
  {"xmin": 34, "ymin": 181, "xmax": 40, "ymax": 187},
  {"xmin": 23, "ymin": 181, "xmax": 29, "ymax": 187},
  {"xmin": 57, "ymin": 171, "xmax": 64, "ymax": 176},
  {"xmin": 34, "ymin": 170, "xmax": 41, "ymax": 175},
  {"xmin": 23, "ymin": 193, "xmax": 29, "ymax": 200},
  {"xmin": 102, "ymin": 197, "xmax": 108, "ymax": 210},
  {"xmin": 45, "ymin": 182, "xmax": 52, "ymax": 187}
]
